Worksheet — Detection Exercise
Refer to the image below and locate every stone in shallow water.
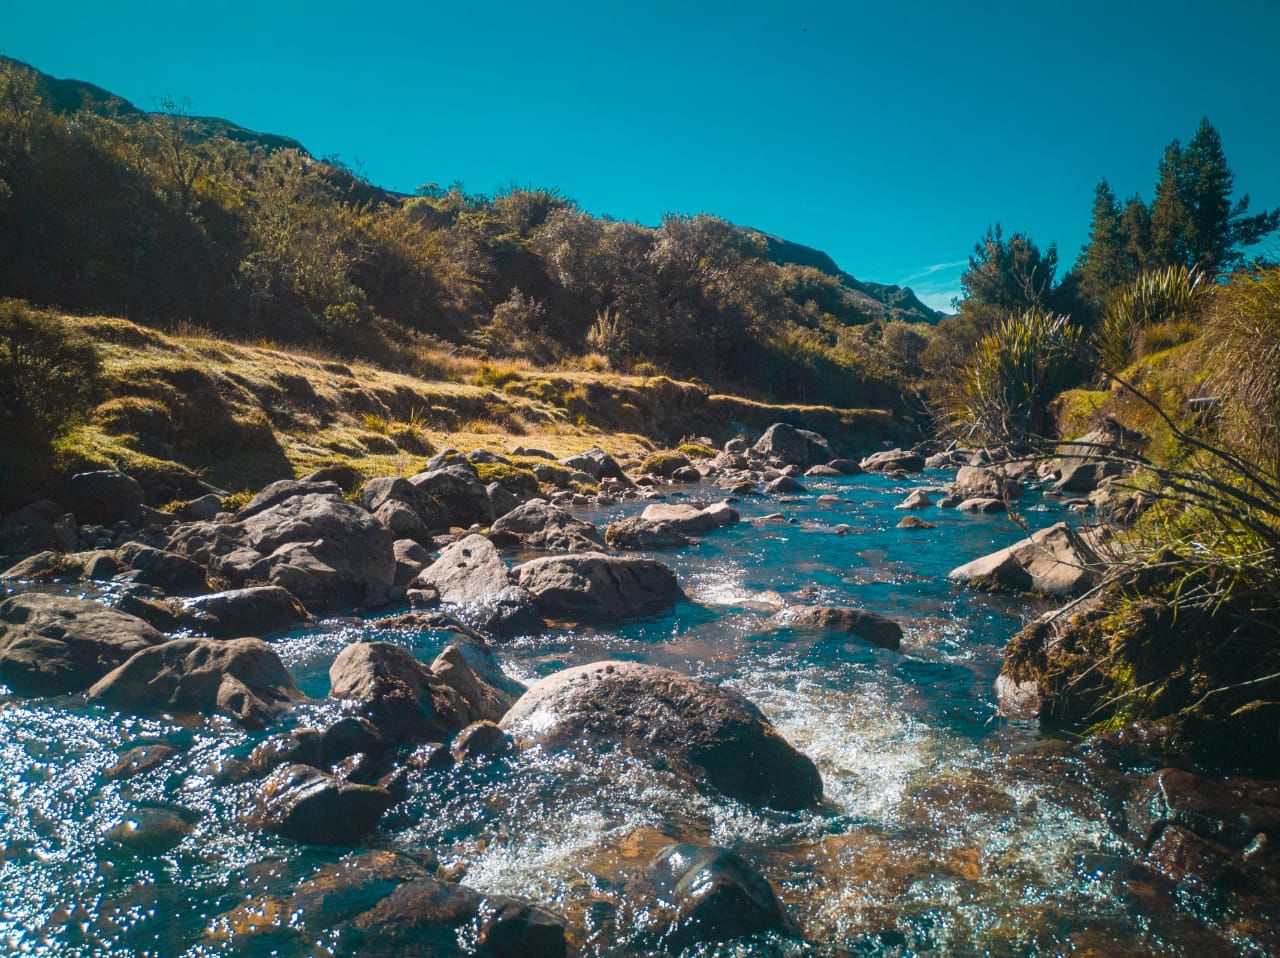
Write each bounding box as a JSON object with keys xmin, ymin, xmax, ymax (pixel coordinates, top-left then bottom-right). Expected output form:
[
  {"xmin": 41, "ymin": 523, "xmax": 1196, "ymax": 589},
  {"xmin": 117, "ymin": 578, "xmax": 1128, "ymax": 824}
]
[
  {"xmin": 248, "ymin": 764, "xmax": 395, "ymax": 845},
  {"xmin": 106, "ymin": 804, "xmax": 198, "ymax": 855},
  {"xmin": 779, "ymin": 606, "xmax": 903, "ymax": 651},
  {"xmin": 500, "ymin": 660, "xmax": 822, "ymax": 810},
  {"xmin": 513, "ymin": 553, "xmax": 683, "ymax": 622},
  {"xmin": 104, "ymin": 743, "xmax": 178, "ymax": 780}
]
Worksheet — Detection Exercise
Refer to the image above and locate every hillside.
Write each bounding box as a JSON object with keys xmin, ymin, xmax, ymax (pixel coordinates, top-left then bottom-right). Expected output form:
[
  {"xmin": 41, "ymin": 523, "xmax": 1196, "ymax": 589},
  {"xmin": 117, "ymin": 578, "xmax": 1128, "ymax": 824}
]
[{"xmin": 0, "ymin": 56, "xmax": 936, "ymax": 414}]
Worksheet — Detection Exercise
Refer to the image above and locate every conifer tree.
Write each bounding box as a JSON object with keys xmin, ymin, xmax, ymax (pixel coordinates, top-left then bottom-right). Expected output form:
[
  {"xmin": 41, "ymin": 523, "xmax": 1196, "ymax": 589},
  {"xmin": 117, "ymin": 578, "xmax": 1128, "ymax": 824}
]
[{"xmin": 1077, "ymin": 179, "xmax": 1130, "ymax": 302}]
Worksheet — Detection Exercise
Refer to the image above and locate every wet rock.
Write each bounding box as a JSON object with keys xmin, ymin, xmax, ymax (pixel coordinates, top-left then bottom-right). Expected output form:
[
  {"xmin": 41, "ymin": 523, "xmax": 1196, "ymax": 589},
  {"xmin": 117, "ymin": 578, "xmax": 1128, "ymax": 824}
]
[
  {"xmin": 416, "ymin": 534, "xmax": 542, "ymax": 637},
  {"xmin": 106, "ymin": 804, "xmax": 198, "ymax": 854},
  {"xmin": 670, "ymin": 465, "xmax": 703, "ymax": 483},
  {"xmin": 604, "ymin": 516, "xmax": 693, "ymax": 550},
  {"xmin": 328, "ymin": 641, "xmax": 468, "ymax": 743},
  {"xmin": 500, "ymin": 660, "xmax": 822, "ymax": 809},
  {"xmin": 177, "ymin": 585, "xmax": 309, "ymax": 639},
  {"xmin": 826, "ymin": 458, "xmax": 861, "ymax": 475},
  {"xmin": 647, "ymin": 843, "xmax": 792, "ymax": 947},
  {"xmin": 937, "ymin": 494, "xmax": 962, "ymax": 509},
  {"xmin": 84, "ymin": 551, "xmax": 120, "ymax": 579},
  {"xmin": 513, "ymin": 553, "xmax": 683, "ymax": 621},
  {"xmin": 956, "ymin": 496, "xmax": 1006, "ymax": 514},
  {"xmin": 490, "ymin": 499, "xmax": 604, "ymax": 552},
  {"xmin": 104, "ymin": 744, "xmax": 179, "ymax": 780},
  {"xmin": 638, "ymin": 502, "xmax": 738, "ymax": 535},
  {"xmin": 560, "ymin": 447, "xmax": 626, "ymax": 482},
  {"xmin": 1127, "ymin": 768, "xmax": 1280, "ymax": 852},
  {"xmin": 895, "ymin": 489, "xmax": 933, "ymax": 510},
  {"xmin": 348, "ymin": 877, "xmax": 567, "ymax": 957},
  {"xmin": 948, "ymin": 522, "xmax": 1099, "ymax": 596},
  {"xmin": 779, "ymin": 606, "xmax": 903, "ymax": 650},
  {"xmin": 451, "ymin": 720, "xmax": 514, "ymax": 762},
  {"xmin": 804, "ymin": 464, "xmax": 841, "ymax": 477},
  {"xmin": 88, "ymin": 637, "xmax": 303, "ymax": 728},
  {"xmin": 248, "ymin": 764, "xmax": 394, "ymax": 845},
  {"xmin": 115, "ymin": 542, "xmax": 209, "ymax": 595},
  {"xmin": 0, "ymin": 593, "xmax": 163, "ymax": 695},
  {"xmin": 0, "ymin": 499, "xmax": 77, "ymax": 558},
  {"xmin": 764, "ymin": 475, "xmax": 805, "ymax": 494},
  {"xmin": 65, "ymin": 470, "xmax": 145, "ymax": 527},
  {"xmin": 1, "ymin": 550, "xmax": 85, "ymax": 581},
  {"xmin": 430, "ymin": 640, "xmax": 525, "ymax": 723},
  {"xmin": 859, "ymin": 449, "xmax": 925, "ymax": 473},
  {"xmin": 169, "ymin": 492, "xmax": 396, "ymax": 612},
  {"xmin": 751, "ymin": 423, "xmax": 833, "ymax": 468},
  {"xmin": 896, "ymin": 515, "xmax": 936, "ymax": 530}
]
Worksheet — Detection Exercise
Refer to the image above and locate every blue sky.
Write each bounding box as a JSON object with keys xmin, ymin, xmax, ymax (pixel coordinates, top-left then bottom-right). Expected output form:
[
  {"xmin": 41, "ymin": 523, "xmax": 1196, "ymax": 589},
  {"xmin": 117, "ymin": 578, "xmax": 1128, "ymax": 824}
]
[{"xmin": 5, "ymin": 0, "xmax": 1280, "ymax": 311}]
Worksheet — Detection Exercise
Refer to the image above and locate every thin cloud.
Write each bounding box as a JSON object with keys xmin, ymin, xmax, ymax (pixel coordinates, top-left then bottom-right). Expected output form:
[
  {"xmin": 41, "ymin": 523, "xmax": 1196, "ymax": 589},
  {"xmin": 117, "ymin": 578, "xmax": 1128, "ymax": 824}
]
[{"xmin": 897, "ymin": 259, "xmax": 967, "ymax": 285}]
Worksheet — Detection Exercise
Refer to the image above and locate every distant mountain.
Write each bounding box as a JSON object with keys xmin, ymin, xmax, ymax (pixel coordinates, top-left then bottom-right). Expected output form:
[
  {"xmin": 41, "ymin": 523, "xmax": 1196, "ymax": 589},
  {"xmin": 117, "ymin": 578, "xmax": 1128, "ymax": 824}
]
[
  {"xmin": 751, "ymin": 231, "xmax": 944, "ymax": 324},
  {"xmin": 1, "ymin": 55, "xmax": 306, "ymax": 154}
]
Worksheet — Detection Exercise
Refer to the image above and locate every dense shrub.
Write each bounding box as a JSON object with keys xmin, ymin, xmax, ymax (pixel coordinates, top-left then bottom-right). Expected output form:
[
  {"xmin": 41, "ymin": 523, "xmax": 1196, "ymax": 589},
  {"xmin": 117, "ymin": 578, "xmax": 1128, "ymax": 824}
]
[
  {"xmin": 1095, "ymin": 265, "xmax": 1207, "ymax": 373},
  {"xmin": 0, "ymin": 299, "xmax": 101, "ymax": 438}
]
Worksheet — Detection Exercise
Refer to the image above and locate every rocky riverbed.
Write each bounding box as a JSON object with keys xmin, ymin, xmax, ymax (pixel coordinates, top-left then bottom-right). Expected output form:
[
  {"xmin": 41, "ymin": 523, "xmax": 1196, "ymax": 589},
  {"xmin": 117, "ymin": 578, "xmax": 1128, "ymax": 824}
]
[{"xmin": 0, "ymin": 425, "xmax": 1275, "ymax": 956}]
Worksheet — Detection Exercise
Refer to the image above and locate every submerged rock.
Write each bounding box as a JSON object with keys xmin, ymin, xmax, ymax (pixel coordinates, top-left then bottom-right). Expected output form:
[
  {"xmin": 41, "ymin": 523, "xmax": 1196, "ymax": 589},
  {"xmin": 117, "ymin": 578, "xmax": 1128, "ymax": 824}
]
[
  {"xmin": 948, "ymin": 522, "xmax": 1099, "ymax": 596},
  {"xmin": 779, "ymin": 606, "xmax": 903, "ymax": 650},
  {"xmin": 248, "ymin": 763, "xmax": 395, "ymax": 844},
  {"xmin": 500, "ymin": 660, "xmax": 822, "ymax": 809},
  {"xmin": 647, "ymin": 843, "xmax": 793, "ymax": 947},
  {"xmin": 513, "ymin": 553, "xmax": 683, "ymax": 621},
  {"xmin": 0, "ymin": 593, "xmax": 163, "ymax": 695},
  {"xmin": 88, "ymin": 637, "xmax": 303, "ymax": 728}
]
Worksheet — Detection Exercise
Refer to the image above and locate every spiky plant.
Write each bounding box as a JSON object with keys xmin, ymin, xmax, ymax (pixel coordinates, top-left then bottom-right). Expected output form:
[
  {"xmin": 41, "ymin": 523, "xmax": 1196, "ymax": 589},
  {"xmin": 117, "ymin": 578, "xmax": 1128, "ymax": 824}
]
[
  {"xmin": 949, "ymin": 308, "xmax": 1084, "ymax": 446},
  {"xmin": 1209, "ymin": 267, "xmax": 1280, "ymax": 478},
  {"xmin": 1095, "ymin": 264, "xmax": 1207, "ymax": 373}
]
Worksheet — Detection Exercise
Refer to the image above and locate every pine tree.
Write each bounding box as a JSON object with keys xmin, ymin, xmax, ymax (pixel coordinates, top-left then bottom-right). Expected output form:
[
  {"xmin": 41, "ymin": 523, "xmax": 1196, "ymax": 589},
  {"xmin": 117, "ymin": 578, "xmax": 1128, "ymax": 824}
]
[
  {"xmin": 1077, "ymin": 179, "xmax": 1130, "ymax": 303},
  {"xmin": 1119, "ymin": 196, "xmax": 1152, "ymax": 274},
  {"xmin": 1150, "ymin": 141, "xmax": 1190, "ymax": 268}
]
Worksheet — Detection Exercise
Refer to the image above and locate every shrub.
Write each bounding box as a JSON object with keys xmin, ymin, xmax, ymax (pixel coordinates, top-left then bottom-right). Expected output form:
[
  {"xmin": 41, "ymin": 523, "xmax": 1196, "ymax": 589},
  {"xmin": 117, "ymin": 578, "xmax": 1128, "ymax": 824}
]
[
  {"xmin": 1095, "ymin": 265, "xmax": 1207, "ymax": 373},
  {"xmin": 947, "ymin": 309, "xmax": 1084, "ymax": 445},
  {"xmin": 1209, "ymin": 267, "xmax": 1280, "ymax": 476},
  {"xmin": 0, "ymin": 300, "xmax": 101, "ymax": 438},
  {"xmin": 677, "ymin": 441, "xmax": 718, "ymax": 459}
]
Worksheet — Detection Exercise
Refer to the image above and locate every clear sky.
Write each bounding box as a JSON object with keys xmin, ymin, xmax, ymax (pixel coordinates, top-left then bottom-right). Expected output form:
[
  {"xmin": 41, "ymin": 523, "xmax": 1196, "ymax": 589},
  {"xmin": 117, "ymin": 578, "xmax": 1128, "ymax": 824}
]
[{"xmin": 5, "ymin": 0, "xmax": 1280, "ymax": 310}]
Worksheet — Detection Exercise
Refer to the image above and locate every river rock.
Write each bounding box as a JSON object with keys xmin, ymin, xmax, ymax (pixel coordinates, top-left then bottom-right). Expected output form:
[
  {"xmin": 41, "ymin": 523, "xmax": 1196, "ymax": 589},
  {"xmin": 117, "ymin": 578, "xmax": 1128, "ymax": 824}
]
[
  {"xmin": 416, "ymin": 534, "xmax": 542, "ymax": 636},
  {"xmin": 115, "ymin": 541, "xmax": 209, "ymax": 595},
  {"xmin": 106, "ymin": 804, "xmax": 198, "ymax": 855},
  {"xmin": 236, "ymin": 479, "xmax": 343, "ymax": 520},
  {"xmin": 373, "ymin": 499, "xmax": 431, "ymax": 543},
  {"xmin": 490, "ymin": 499, "xmax": 604, "ymax": 552},
  {"xmin": 1055, "ymin": 460, "xmax": 1124, "ymax": 494},
  {"xmin": 393, "ymin": 538, "xmax": 432, "ymax": 586},
  {"xmin": 430, "ymin": 640, "xmax": 525, "ymax": 723},
  {"xmin": 948, "ymin": 522, "xmax": 1099, "ymax": 596},
  {"xmin": 559, "ymin": 447, "xmax": 626, "ymax": 482},
  {"xmin": 779, "ymin": 606, "xmax": 903, "ymax": 650},
  {"xmin": 301, "ymin": 463, "xmax": 363, "ymax": 492},
  {"xmin": 500, "ymin": 661, "xmax": 822, "ymax": 809},
  {"xmin": 639, "ymin": 502, "xmax": 739, "ymax": 535},
  {"xmin": 408, "ymin": 464, "xmax": 495, "ymax": 529},
  {"xmin": 328, "ymin": 641, "xmax": 469, "ymax": 743},
  {"xmin": 0, "ymin": 593, "xmax": 164, "ymax": 695},
  {"xmin": 952, "ymin": 465, "xmax": 1022, "ymax": 500},
  {"xmin": 647, "ymin": 843, "xmax": 792, "ymax": 947},
  {"xmin": 604, "ymin": 516, "xmax": 693, "ymax": 550},
  {"xmin": 486, "ymin": 481, "xmax": 520, "ymax": 519},
  {"xmin": 751, "ymin": 423, "xmax": 833, "ymax": 468},
  {"xmin": 804, "ymin": 464, "xmax": 841, "ymax": 477},
  {"xmin": 177, "ymin": 585, "xmax": 309, "ymax": 639},
  {"xmin": 168, "ymin": 492, "xmax": 396, "ymax": 612},
  {"xmin": 513, "ymin": 553, "xmax": 683, "ymax": 621},
  {"xmin": 451, "ymin": 720, "xmax": 514, "ymax": 761},
  {"xmin": 895, "ymin": 489, "xmax": 933, "ymax": 510},
  {"xmin": 249, "ymin": 763, "xmax": 395, "ymax": 844},
  {"xmin": 897, "ymin": 515, "xmax": 936, "ymax": 530},
  {"xmin": 0, "ymin": 499, "xmax": 78, "ymax": 558},
  {"xmin": 860, "ymin": 449, "xmax": 925, "ymax": 473},
  {"xmin": 104, "ymin": 743, "xmax": 179, "ymax": 780},
  {"xmin": 65, "ymin": 470, "xmax": 145, "ymax": 527},
  {"xmin": 764, "ymin": 475, "xmax": 805, "ymax": 494},
  {"xmin": 956, "ymin": 497, "xmax": 1006, "ymax": 514},
  {"xmin": 87, "ymin": 637, "xmax": 303, "ymax": 728}
]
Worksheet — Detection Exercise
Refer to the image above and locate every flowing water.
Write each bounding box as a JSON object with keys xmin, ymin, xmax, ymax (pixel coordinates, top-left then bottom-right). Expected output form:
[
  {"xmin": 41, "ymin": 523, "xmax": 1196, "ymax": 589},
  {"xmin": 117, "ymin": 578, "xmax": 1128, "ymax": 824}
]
[{"xmin": 0, "ymin": 471, "xmax": 1248, "ymax": 955}]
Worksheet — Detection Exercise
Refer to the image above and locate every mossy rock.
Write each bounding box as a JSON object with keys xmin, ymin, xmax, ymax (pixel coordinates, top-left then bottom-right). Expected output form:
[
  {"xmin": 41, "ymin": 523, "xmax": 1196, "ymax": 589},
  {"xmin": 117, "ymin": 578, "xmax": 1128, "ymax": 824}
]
[
  {"xmin": 473, "ymin": 461, "xmax": 540, "ymax": 497},
  {"xmin": 638, "ymin": 450, "xmax": 691, "ymax": 477},
  {"xmin": 676, "ymin": 442, "xmax": 717, "ymax": 459}
]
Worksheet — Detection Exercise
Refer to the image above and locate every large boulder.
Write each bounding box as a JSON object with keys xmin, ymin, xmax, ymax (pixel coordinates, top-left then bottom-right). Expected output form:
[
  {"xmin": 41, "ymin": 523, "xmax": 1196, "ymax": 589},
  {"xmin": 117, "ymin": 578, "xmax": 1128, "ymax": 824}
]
[
  {"xmin": 500, "ymin": 661, "xmax": 822, "ymax": 809},
  {"xmin": 513, "ymin": 553, "xmax": 683, "ymax": 621},
  {"xmin": 64, "ymin": 470, "xmax": 145, "ymax": 526},
  {"xmin": 408, "ymin": 465, "xmax": 496, "ymax": 529},
  {"xmin": 248, "ymin": 764, "xmax": 395, "ymax": 845},
  {"xmin": 604, "ymin": 516, "xmax": 692, "ymax": 551},
  {"xmin": 751, "ymin": 423, "xmax": 833, "ymax": 469},
  {"xmin": 859, "ymin": 449, "xmax": 925, "ymax": 473},
  {"xmin": 416, "ymin": 534, "xmax": 542, "ymax": 637},
  {"xmin": 235, "ymin": 479, "xmax": 343, "ymax": 520},
  {"xmin": 1053, "ymin": 417, "xmax": 1147, "ymax": 493},
  {"xmin": 168, "ymin": 492, "xmax": 396, "ymax": 612},
  {"xmin": 639, "ymin": 502, "xmax": 739, "ymax": 536},
  {"xmin": 430, "ymin": 641, "xmax": 525, "ymax": 724},
  {"xmin": 178, "ymin": 585, "xmax": 309, "ymax": 638},
  {"xmin": 328, "ymin": 641, "xmax": 471, "ymax": 744},
  {"xmin": 0, "ymin": 593, "xmax": 163, "ymax": 695},
  {"xmin": 88, "ymin": 637, "xmax": 303, "ymax": 728},
  {"xmin": 948, "ymin": 522, "xmax": 1099, "ymax": 596},
  {"xmin": 778, "ymin": 606, "xmax": 903, "ymax": 650},
  {"xmin": 952, "ymin": 465, "xmax": 1021, "ymax": 500},
  {"xmin": 646, "ymin": 843, "xmax": 793, "ymax": 947},
  {"xmin": 490, "ymin": 499, "xmax": 604, "ymax": 552}
]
